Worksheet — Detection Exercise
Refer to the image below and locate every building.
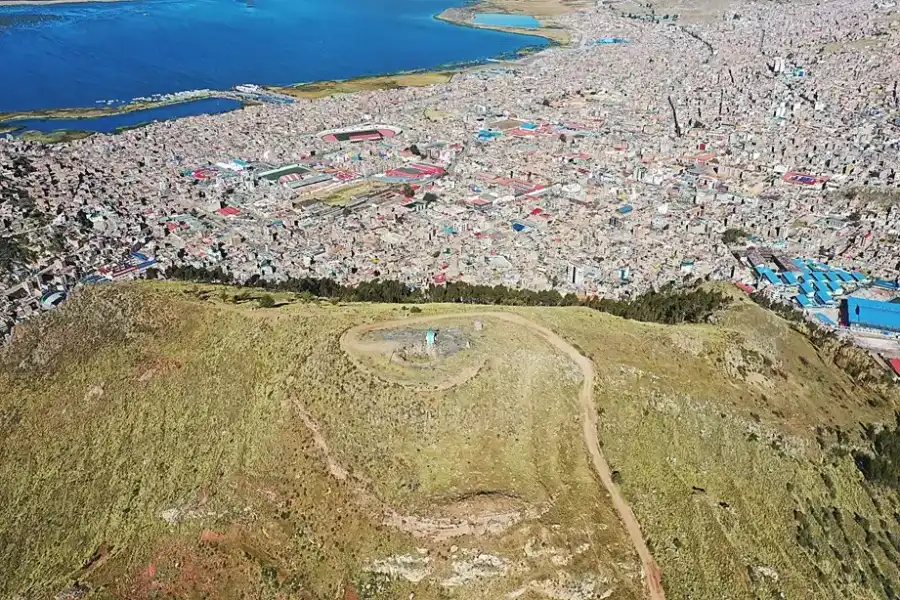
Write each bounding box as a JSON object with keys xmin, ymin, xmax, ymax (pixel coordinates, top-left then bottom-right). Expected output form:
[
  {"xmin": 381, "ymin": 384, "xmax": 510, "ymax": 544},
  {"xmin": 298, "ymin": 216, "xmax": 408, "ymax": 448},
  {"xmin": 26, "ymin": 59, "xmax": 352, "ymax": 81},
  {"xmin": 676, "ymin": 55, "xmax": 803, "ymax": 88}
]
[{"xmin": 841, "ymin": 297, "xmax": 900, "ymax": 333}]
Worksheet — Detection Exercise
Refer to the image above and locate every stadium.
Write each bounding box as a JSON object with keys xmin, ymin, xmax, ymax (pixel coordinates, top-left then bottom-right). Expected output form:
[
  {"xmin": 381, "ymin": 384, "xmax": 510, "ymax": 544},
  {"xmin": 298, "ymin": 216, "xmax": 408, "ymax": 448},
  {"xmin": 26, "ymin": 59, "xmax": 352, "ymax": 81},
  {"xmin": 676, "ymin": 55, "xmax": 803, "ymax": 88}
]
[{"xmin": 319, "ymin": 124, "xmax": 401, "ymax": 143}]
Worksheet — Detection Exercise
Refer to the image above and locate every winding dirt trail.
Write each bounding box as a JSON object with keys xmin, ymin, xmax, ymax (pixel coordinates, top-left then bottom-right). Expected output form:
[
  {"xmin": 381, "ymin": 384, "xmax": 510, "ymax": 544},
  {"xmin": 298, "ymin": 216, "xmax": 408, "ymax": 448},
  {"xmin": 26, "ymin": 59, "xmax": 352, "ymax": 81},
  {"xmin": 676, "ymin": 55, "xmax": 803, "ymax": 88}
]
[{"xmin": 342, "ymin": 312, "xmax": 665, "ymax": 600}]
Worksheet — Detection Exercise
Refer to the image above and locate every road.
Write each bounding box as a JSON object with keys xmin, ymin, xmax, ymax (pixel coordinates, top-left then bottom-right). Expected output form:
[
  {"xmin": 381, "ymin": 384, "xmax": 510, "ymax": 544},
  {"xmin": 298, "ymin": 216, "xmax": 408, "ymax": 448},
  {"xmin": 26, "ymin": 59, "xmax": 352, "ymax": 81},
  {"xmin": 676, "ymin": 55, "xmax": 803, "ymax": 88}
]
[{"xmin": 342, "ymin": 312, "xmax": 666, "ymax": 600}]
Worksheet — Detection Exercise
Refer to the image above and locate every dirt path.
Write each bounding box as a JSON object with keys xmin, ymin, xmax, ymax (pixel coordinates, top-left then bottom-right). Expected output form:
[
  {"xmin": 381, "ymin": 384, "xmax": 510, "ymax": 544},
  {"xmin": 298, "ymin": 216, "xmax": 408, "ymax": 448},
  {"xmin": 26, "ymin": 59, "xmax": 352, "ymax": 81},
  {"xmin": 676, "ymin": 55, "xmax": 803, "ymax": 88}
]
[
  {"xmin": 339, "ymin": 335, "xmax": 487, "ymax": 392},
  {"xmin": 343, "ymin": 312, "xmax": 665, "ymax": 600}
]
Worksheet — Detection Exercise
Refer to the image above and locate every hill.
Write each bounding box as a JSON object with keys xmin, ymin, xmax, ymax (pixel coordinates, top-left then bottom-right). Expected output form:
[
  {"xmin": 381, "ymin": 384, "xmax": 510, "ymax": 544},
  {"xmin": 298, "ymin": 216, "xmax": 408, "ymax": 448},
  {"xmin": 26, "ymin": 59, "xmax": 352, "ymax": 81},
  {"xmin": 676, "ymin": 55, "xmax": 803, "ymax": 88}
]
[{"xmin": 1, "ymin": 281, "xmax": 898, "ymax": 600}]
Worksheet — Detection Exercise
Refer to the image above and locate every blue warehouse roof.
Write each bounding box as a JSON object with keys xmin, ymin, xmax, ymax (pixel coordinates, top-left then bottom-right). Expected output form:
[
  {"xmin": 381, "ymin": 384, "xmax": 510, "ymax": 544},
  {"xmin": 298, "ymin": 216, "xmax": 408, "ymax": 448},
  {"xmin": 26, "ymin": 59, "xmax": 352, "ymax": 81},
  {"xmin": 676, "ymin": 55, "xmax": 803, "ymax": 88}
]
[
  {"xmin": 782, "ymin": 271, "xmax": 799, "ymax": 285},
  {"xmin": 874, "ymin": 279, "xmax": 899, "ymax": 290},
  {"xmin": 844, "ymin": 296, "xmax": 900, "ymax": 332},
  {"xmin": 816, "ymin": 313, "xmax": 837, "ymax": 327},
  {"xmin": 754, "ymin": 266, "xmax": 782, "ymax": 286},
  {"xmin": 816, "ymin": 291, "xmax": 834, "ymax": 305},
  {"xmin": 794, "ymin": 295, "xmax": 812, "ymax": 308},
  {"xmin": 799, "ymin": 282, "xmax": 816, "ymax": 295}
]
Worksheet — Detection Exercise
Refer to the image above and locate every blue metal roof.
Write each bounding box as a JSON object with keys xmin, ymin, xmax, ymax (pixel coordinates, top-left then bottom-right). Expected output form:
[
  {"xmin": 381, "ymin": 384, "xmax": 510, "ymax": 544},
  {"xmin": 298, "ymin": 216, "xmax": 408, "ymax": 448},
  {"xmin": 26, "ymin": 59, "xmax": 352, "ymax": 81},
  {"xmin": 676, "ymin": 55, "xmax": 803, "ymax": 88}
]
[
  {"xmin": 844, "ymin": 296, "xmax": 900, "ymax": 332},
  {"xmin": 874, "ymin": 279, "xmax": 899, "ymax": 290},
  {"xmin": 815, "ymin": 290, "xmax": 834, "ymax": 304},
  {"xmin": 816, "ymin": 313, "xmax": 837, "ymax": 327},
  {"xmin": 851, "ymin": 271, "xmax": 867, "ymax": 282},
  {"xmin": 826, "ymin": 281, "xmax": 842, "ymax": 293},
  {"xmin": 799, "ymin": 282, "xmax": 815, "ymax": 295},
  {"xmin": 794, "ymin": 295, "xmax": 812, "ymax": 307},
  {"xmin": 754, "ymin": 266, "xmax": 781, "ymax": 285},
  {"xmin": 811, "ymin": 272, "xmax": 827, "ymax": 282},
  {"xmin": 826, "ymin": 272, "xmax": 842, "ymax": 283},
  {"xmin": 837, "ymin": 272, "xmax": 855, "ymax": 283},
  {"xmin": 782, "ymin": 271, "xmax": 799, "ymax": 285}
]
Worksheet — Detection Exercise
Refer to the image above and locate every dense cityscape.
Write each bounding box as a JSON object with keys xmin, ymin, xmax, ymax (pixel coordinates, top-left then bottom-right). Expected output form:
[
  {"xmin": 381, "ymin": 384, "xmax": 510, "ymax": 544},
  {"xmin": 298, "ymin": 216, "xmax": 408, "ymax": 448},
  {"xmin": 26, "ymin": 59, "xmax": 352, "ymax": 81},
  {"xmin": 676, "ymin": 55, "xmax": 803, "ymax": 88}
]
[{"xmin": 2, "ymin": 0, "xmax": 900, "ymax": 348}]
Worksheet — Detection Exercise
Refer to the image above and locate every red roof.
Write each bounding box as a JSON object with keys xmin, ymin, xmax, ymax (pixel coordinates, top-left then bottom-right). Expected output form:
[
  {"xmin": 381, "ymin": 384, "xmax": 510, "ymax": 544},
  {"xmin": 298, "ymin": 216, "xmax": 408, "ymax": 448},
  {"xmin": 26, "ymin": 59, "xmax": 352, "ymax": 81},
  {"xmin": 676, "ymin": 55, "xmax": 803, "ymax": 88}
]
[
  {"xmin": 888, "ymin": 358, "xmax": 900, "ymax": 377},
  {"xmin": 217, "ymin": 206, "xmax": 240, "ymax": 216}
]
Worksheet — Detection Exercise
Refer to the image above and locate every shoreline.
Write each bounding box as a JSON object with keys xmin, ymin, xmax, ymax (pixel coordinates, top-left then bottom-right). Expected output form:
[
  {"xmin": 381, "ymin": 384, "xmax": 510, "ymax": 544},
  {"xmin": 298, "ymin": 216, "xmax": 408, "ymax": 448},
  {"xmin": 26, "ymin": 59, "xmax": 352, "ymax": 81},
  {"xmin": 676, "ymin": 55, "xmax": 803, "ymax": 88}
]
[
  {"xmin": 435, "ymin": 5, "xmax": 572, "ymax": 45},
  {"xmin": 0, "ymin": 92, "xmax": 244, "ymax": 123},
  {"xmin": 0, "ymin": 0, "xmax": 576, "ymax": 139}
]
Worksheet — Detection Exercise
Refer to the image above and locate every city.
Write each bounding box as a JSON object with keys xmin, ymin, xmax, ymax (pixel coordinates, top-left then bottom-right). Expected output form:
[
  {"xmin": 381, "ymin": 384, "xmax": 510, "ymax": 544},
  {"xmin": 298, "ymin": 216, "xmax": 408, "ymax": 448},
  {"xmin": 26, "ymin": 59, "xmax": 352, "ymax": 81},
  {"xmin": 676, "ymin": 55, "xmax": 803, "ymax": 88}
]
[{"xmin": 2, "ymin": 0, "xmax": 899, "ymax": 353}]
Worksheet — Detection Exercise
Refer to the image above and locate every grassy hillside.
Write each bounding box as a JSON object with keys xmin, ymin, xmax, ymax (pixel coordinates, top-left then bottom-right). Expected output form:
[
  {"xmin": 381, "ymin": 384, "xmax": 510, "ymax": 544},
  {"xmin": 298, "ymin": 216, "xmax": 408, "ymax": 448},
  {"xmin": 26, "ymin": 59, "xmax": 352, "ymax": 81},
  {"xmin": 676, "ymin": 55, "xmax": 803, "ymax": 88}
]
[
  {"xmin": 1, "ymin": 281, "xmax": 898, "ymax": 600},
  {"xmin": 528, "ymin": 299, "xmax": 900, "ymax": 600},
  {"xmin": 0, "ymin": 283, "xmax": 640, "ymax": 600}
]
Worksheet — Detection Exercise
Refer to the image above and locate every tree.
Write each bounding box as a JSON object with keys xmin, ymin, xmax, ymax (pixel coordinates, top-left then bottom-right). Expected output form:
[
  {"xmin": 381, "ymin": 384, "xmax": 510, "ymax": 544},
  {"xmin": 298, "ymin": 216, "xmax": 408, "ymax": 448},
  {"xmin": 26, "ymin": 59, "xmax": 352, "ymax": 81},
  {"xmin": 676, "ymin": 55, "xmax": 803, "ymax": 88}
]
[
  {"xmin": 423, "ymin": 192, "xmax": 438, "ymax": 205},
  {"xmin": 402, "ymin": 184, "xmax": 415, "ymax": 198},
  {"xmin": 722, "ymin": 228, "xmax": 750, "ymax": 244},
  {"xmin": 258, "ymin": 294, "xmax": 275, "ymax": 308}
]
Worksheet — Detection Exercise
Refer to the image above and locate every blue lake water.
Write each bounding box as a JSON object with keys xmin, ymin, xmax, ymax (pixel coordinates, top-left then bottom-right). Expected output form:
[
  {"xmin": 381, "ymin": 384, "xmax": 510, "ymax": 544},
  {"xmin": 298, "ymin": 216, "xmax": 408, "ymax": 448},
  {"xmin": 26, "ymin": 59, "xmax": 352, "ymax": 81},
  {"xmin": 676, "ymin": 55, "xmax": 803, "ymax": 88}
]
[
  {"xmin": 473, "ymin": 13, "xmax": 541, "ymax": 28},
  {"xmin": 0, "ymin": 0, "xmax": 548, "ymax": 115},
  {"xmin": 2, "ymin": 97, "xmax": 244, "ymax": 134}
]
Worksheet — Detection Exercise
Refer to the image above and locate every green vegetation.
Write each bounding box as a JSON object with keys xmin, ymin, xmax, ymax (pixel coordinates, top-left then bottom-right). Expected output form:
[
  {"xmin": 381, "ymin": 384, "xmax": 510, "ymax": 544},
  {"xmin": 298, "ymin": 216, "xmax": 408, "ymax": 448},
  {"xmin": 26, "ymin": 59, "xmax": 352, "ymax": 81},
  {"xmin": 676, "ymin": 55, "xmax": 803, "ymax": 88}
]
[
  {"xmin": 269, "ymin": 71, "xmax": 456, "ymax": 100},
  {"xmin": 18, "ymin": 129, "xmax": 95, "ymax": 144},
  {"xmin": 164, "ymin": 265, "xmax": 731, "ymax": 325},
  {"xmin": 0, "ymin": 235, "xmax": 36, "ymax": 273},
  {"xmin": 722, "ymin": 227, "xmax": 750, "ymax": 244},
  {"xmin": 257, "ymin": 293, "xmax": 276, "ymax": 308},
  {"xmin": 854, "ymin": 417, "xmax": 900, "ymax": 490}
]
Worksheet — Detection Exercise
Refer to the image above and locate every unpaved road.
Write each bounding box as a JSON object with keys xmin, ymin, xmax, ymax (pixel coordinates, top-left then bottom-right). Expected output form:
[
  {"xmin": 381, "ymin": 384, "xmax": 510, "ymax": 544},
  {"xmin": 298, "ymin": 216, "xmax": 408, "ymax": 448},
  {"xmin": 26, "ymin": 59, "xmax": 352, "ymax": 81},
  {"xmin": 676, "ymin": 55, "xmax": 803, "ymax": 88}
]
[{"xmin": 343, "ymin": 312, "xmax": 666, "ymax": 600}]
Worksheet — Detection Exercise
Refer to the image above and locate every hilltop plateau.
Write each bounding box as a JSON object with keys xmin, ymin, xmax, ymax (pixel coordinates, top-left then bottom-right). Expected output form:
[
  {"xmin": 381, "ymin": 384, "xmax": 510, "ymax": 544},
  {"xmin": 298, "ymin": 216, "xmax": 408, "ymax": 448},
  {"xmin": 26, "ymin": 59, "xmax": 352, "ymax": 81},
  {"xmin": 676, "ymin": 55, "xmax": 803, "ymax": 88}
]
[{"xmin": 2, "ymin": 282, "xmax": 900, "ymax": 600}]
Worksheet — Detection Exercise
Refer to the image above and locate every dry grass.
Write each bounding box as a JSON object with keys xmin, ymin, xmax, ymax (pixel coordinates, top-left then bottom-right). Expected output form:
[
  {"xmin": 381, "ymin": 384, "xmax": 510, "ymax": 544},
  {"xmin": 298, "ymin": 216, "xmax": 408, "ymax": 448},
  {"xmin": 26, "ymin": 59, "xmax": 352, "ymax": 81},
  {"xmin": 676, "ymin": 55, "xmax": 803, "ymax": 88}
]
[
  {"xmin": 0, "ymin": 285, "xmax": 409, "ymax": 600},
  {"xmin": 319, "ymin": 181, "xmax": 388, "ymax": 207},
  {"xmin": 269, "ymin": 72, "xmax": 456, "ymax": 100},
  {"xmin": 524, "ymin": 297, "xmax": 900, "ymax": 599},
  {"xmin": 7, "ymin": 281, "xmax": 900, "ymax": 600},
  {"xmin": 0, "ymin": 283, "xmax": 641, "ymax": 600},
  {"xmin": 479, "ymin": 0, "xmax": 590, "ymax": 17}
]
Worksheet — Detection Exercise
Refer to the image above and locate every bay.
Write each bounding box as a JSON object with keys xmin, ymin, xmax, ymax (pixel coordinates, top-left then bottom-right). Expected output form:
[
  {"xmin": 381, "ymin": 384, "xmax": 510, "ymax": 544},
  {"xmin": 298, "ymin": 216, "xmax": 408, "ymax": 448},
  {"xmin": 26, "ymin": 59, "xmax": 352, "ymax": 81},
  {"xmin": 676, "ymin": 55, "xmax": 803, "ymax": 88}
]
[
  {"xmin": 0, "ymin": 0, "xmax": 547, "ymax": 114},
  {"xmin": 2, "ymin": 97, "xmax": 244, "ymax": 133}
]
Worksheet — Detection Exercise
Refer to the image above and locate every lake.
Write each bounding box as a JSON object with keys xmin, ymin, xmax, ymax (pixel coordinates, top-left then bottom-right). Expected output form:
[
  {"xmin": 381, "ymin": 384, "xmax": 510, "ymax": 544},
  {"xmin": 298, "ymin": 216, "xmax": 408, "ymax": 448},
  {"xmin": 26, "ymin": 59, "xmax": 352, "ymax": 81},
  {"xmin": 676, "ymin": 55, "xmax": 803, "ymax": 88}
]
[
  {"xmin": 2, "ymin": 97, "xmax": 244, "ymax": 134},
  {"xmin": 0, "ymin": 0, "xmax": 547, "ymax": 115}
]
